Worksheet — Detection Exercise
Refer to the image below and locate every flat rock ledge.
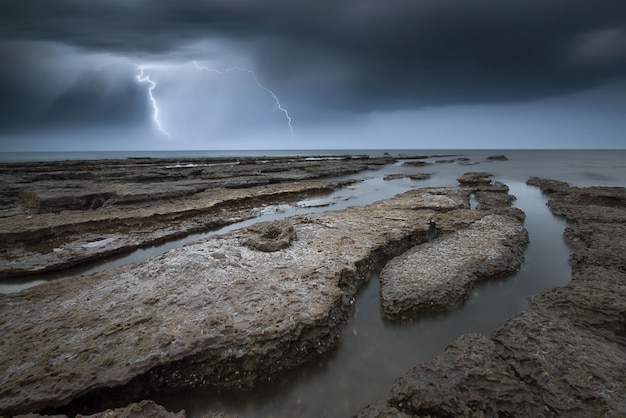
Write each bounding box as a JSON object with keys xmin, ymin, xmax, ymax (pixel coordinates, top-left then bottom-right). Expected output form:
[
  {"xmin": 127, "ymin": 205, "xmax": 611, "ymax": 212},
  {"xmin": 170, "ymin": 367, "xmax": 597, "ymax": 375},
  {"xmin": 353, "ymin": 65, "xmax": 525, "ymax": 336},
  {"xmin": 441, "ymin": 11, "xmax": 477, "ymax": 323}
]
[
  {"xmin": 380, "ymin": 176, "xmax": 527, "ymax": 319},
  {"xmin": 0, "ymin": 154, "xmax": 398, "ymax": 278},
  {"xmin": 0, "ymin": 180, "xmax": 354, "ymax": 278},
  {"xmin": 359, "ymin": 178, "xmax": 626, "ymax": 417},
  {"xmin": 1, "ymin": 186, "xmax": 479, "ymax": 416}
]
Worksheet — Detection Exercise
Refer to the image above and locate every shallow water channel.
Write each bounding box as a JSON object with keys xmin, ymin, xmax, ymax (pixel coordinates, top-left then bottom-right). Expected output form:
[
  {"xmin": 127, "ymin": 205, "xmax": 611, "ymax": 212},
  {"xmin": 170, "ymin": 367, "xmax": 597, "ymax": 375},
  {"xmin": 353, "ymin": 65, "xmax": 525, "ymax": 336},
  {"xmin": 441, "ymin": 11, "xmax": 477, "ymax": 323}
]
[{"xmin": 2, "ymin": 153, "xmax": 585, "ymax": 416}]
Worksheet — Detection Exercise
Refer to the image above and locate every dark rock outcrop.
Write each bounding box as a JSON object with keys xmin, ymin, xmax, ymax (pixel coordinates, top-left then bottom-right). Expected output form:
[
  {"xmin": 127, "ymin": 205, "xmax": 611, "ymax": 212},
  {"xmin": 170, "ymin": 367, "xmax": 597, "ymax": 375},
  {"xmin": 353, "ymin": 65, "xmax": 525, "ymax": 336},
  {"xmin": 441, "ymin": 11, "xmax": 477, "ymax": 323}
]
[{"xmin": 388, "ymin": 334, "xmax": 541, "ymax": 417}]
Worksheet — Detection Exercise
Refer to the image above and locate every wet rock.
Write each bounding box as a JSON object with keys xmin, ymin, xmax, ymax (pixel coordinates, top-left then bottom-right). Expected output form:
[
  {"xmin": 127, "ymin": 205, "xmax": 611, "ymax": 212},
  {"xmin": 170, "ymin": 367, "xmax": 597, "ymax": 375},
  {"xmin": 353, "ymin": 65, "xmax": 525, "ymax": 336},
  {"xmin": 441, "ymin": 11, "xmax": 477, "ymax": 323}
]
[
  {"xmin": 473, "ymin": 190, "xmax": 515, "ymax": 209},
  {"xmin": 81, "ymin": 400, "xmax": 185, "ymax": 418},
  {"xmin": 388, "ymin": 334, "xmax": 541, "ymax": 417},
  {"xmin": 526, "ymin": 177, "xmax": 570, "ymax": 195},
  {"xmin": 383, "ymin": 174, "xmax": 406, "ymax": 181},
  {"xmin": 0, "ymin": 155, "xmax": 394, "ymax": 277},
  {"xmin": 356, "ymin": 404, "xmax": 414, "ymax": 418},
  {"xmin": 492, "ymin": 309, "xmax": 626, "ymax": 416},
  {"xmin": 564, "ymin": 223, "xmax": 626, "ymax": 270},
  {"xmin": 380, "ymin": 213, "xmax": 528, "ymax": 318},
  {"xmin": 402, "ymin": 160, "xmax": 430, "ymax": 167},
  {"xmin": 0, "ymin": 180, "xmax": 354, "ymax": 278},
  {"xmin": 529, "ymin": 266, "xmax": 626, "ymax": 338},
  {"xmin": 241, "ymin": 220, "xmax": 297, "ymax": 252},
  {"xmin": 456, "ymin": 171, "xmax": 493, "ymax": 185},
  {"xmin": 1, "ymin": 188, "xmax": 446, "ymax": 416},
  {"xmin": 360, "ymin": 178, "xmax": 626, "ymax": 417},
  {"xmin": 474, "ymin": 191, "xmax": 525, "ymax": 220},
  {"xmin": 380, "ymin": 180, "xmax": 527, "ymax": 319},
  {"xmin": 431, "ymin": 209, "xmax": 485, "ymax": 233},
  {"xmin": 486, "ymin": 154, "xmax": 508, "ymax": 161},
  {"xmin": 408, "ymin": 173, "xmax": 432, "ymax": 181},
  {"xmin": 383, "ymin": 173, "xmax": 431, "ymax": 181},
  {"xmin": 375, "ymin": 187, "xmax": 469, "ymax": 213},
  {"xmin": 16, "ymin": 401, "xmax": 185, "ymax": 418}
]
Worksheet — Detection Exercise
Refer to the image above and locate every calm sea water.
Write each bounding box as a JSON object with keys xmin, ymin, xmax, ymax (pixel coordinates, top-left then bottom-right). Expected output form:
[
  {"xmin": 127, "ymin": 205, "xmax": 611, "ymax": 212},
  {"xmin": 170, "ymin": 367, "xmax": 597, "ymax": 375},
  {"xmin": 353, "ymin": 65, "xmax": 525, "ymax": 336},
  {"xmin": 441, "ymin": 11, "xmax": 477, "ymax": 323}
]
[{"xmin": 2, "ymin": 149, "xmax": 626, "ymax": 416}]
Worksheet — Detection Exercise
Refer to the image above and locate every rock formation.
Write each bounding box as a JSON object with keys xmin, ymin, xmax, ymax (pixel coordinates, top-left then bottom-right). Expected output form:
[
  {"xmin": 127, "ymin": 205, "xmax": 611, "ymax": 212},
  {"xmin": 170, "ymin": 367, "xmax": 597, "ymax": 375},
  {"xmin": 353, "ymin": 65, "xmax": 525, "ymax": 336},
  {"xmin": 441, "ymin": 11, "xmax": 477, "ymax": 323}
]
[
  {"xmin": 2, "ymin": 185, "xmax": 473, "ymax": 416},
  {"xmin": 359, "ymin": 178, "xmax": 626, "ymax": 417},
  {"xmin": 0, "ymin": 156, "xmax": 394, "ymax": 278}
]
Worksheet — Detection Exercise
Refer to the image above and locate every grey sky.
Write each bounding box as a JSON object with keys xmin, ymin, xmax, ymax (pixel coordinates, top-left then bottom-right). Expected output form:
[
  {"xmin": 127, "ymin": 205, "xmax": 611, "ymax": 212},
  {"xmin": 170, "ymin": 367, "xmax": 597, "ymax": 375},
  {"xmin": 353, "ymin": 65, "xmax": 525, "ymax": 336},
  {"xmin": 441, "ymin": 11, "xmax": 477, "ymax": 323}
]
[{"xmin": 1, "ymin": 0, "xmax": 625, "ymax": 150}]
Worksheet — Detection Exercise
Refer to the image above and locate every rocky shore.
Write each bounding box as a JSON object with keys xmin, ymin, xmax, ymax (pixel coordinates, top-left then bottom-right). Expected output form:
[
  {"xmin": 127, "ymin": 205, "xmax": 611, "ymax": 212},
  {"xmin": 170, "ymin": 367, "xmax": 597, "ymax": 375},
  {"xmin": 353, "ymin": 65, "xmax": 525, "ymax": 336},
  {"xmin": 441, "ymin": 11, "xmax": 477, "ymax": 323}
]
[
  {"xmin": 0, "ymin": 156, "xmax": 528, "ymax": 416},
  {"xmin": 380, "ymin": 173, "xmax": 528, "ymax": 319},
  {"xmin": 0, "ymin": 155, "xmax": 393, "ymax": 278},
  {"xmin": 359, "ymin": 178, "xmax": 626, "ymax": 417},
  {"xmin": 3, "ymin": 153, "xmax": 622, "ymax": 417}
]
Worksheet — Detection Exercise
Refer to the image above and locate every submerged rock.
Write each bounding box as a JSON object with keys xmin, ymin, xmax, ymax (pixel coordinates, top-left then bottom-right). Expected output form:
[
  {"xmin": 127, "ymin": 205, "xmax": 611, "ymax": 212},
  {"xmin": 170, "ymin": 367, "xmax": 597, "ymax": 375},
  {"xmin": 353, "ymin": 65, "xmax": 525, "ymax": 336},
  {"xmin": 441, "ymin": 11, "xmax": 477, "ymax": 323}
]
[{"xmin": 383, "ymin": 173, "xmax": 431, "ymax": 181}]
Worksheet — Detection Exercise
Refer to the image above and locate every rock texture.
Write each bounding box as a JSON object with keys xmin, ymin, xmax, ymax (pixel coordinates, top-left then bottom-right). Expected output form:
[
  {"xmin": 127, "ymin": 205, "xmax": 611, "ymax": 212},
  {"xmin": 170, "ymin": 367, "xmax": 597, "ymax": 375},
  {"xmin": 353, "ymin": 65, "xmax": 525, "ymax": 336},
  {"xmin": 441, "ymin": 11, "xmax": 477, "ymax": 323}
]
[
  {"xmin": 380, "ymin": 175, "xmax": 528, "ymax": 319},
  {"xmin": 0, "ymin": 156, "xmax": 394, "ymax": 278},
  {"xmin": 383, "ymin": 173, "xmax": 432, "ymax": 181},
  {"xmin": 0, "ymin": 185, "xmax": 483, "ymax": 416},
  {"xmin": 360, "ymin": 178, "xmax": 626, "ymax": 417},
  {"xmin": 15, "ymin": 400, "xmax": 185, "ymax": 418}
]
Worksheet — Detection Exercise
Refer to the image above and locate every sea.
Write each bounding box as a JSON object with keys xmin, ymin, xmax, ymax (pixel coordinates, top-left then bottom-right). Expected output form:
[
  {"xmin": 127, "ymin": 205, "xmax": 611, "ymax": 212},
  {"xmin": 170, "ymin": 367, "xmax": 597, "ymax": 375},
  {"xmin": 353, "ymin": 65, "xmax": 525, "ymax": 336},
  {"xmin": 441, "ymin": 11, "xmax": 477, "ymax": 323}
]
[{"xmin": 2, "ymin": 149, "xmax": 626, "ymax": 417}]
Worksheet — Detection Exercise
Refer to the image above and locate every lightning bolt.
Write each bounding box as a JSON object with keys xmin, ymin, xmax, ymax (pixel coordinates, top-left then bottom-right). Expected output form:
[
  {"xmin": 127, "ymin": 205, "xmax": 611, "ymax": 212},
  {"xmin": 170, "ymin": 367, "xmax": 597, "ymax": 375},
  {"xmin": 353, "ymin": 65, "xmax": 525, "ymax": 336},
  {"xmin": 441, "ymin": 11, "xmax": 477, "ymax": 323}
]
[
  {"xmin": 136, "ymin": 66, "xmax": 171, "ymax": 138},
  {"xmin": 193, "ymin": 61, "xmax": 294, "ymax": 137}
]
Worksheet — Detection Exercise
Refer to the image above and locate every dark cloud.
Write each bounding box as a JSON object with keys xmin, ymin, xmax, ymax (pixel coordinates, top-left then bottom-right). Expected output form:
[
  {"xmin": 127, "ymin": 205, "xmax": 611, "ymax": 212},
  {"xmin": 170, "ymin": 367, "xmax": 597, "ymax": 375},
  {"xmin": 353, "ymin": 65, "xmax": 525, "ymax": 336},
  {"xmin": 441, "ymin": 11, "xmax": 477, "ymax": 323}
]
[
  {"xmin": 0, "ymin": 43, "xmax": 149, "ymax": 134},
  {"xmin": 1, "ymin": 0, "xmax": 626, "ymax": 130}
]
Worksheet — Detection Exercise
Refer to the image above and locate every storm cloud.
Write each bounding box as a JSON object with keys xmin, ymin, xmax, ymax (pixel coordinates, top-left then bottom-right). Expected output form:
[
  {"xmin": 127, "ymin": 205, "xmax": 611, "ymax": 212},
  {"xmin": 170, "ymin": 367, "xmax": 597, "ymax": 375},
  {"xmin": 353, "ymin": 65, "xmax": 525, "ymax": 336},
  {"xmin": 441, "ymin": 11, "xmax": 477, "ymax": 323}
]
[{"xmin": 1, "ymin": 0, "xmax": 625, "ymax": 148}]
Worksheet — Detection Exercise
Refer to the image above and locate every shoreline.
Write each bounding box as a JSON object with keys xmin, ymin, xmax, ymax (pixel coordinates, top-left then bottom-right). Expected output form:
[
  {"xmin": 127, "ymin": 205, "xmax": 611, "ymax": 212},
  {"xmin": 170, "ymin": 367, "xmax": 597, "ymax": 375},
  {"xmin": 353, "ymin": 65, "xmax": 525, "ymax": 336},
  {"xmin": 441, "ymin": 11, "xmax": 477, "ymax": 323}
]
[{"xmin": 1, "ymin": 155, "xmax": 624, "ymax": 417}]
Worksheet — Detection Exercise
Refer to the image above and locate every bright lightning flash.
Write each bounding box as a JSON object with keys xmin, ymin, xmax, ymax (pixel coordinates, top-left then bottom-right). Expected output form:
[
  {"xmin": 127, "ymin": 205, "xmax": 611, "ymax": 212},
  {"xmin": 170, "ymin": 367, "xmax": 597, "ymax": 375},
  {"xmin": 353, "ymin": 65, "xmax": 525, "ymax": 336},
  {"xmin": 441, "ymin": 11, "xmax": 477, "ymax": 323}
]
[
  {"xmin": 136, "ymin": 67, "xmax": 171, "ymax": 138},
  {"xmin": 193, "ymin": 61, "xmax": 294, "ymax": 137}
]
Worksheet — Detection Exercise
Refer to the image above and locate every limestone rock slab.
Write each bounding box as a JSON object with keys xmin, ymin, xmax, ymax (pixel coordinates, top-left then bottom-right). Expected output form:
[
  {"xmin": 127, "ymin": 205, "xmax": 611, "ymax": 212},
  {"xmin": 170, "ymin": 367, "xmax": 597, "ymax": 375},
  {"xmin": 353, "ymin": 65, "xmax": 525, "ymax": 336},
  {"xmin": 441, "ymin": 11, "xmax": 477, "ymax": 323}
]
[
  {"xmin": 1, "ymin": 188, "xmax": 448, "ymax": 415},
  {"xmin": 380, "ymin": 214, "xmax": 528, "ymax": 318}
]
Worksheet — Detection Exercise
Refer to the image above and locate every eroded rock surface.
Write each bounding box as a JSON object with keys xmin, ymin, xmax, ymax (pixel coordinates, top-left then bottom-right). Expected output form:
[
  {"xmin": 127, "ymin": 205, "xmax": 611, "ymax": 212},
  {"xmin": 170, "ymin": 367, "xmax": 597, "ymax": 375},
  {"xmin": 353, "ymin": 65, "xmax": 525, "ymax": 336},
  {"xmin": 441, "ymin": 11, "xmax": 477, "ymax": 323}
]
[
  {"xmin": 380, "ymin": 178, "xmax": 527, "ymax": 319},
  {"xmin": 1, "ymin": 186, "xmax": 473, "ymax": 416},
  {"xmin": 380, "ymin": 214, "xmax": 528, "ymax": 318},
  {"xmin": 15, "ymin": 400, "xmax": 185, "ymax": 418},
  {"xmin": 0, "ymin": 156, "xmax": 395, "ymax": 278},
  {"xmin": 361, "ymin": 178, "xmax": 626, "ymax": 417}
]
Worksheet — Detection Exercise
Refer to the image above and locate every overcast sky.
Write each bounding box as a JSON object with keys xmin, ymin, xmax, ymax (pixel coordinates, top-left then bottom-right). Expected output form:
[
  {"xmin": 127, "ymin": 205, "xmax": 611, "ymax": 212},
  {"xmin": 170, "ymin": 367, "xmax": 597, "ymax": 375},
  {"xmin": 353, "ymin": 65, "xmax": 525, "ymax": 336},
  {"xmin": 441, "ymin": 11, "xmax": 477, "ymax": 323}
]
[{"xmin": 1, "ymin": 0, "xmax": 626, "ymax": 151}]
